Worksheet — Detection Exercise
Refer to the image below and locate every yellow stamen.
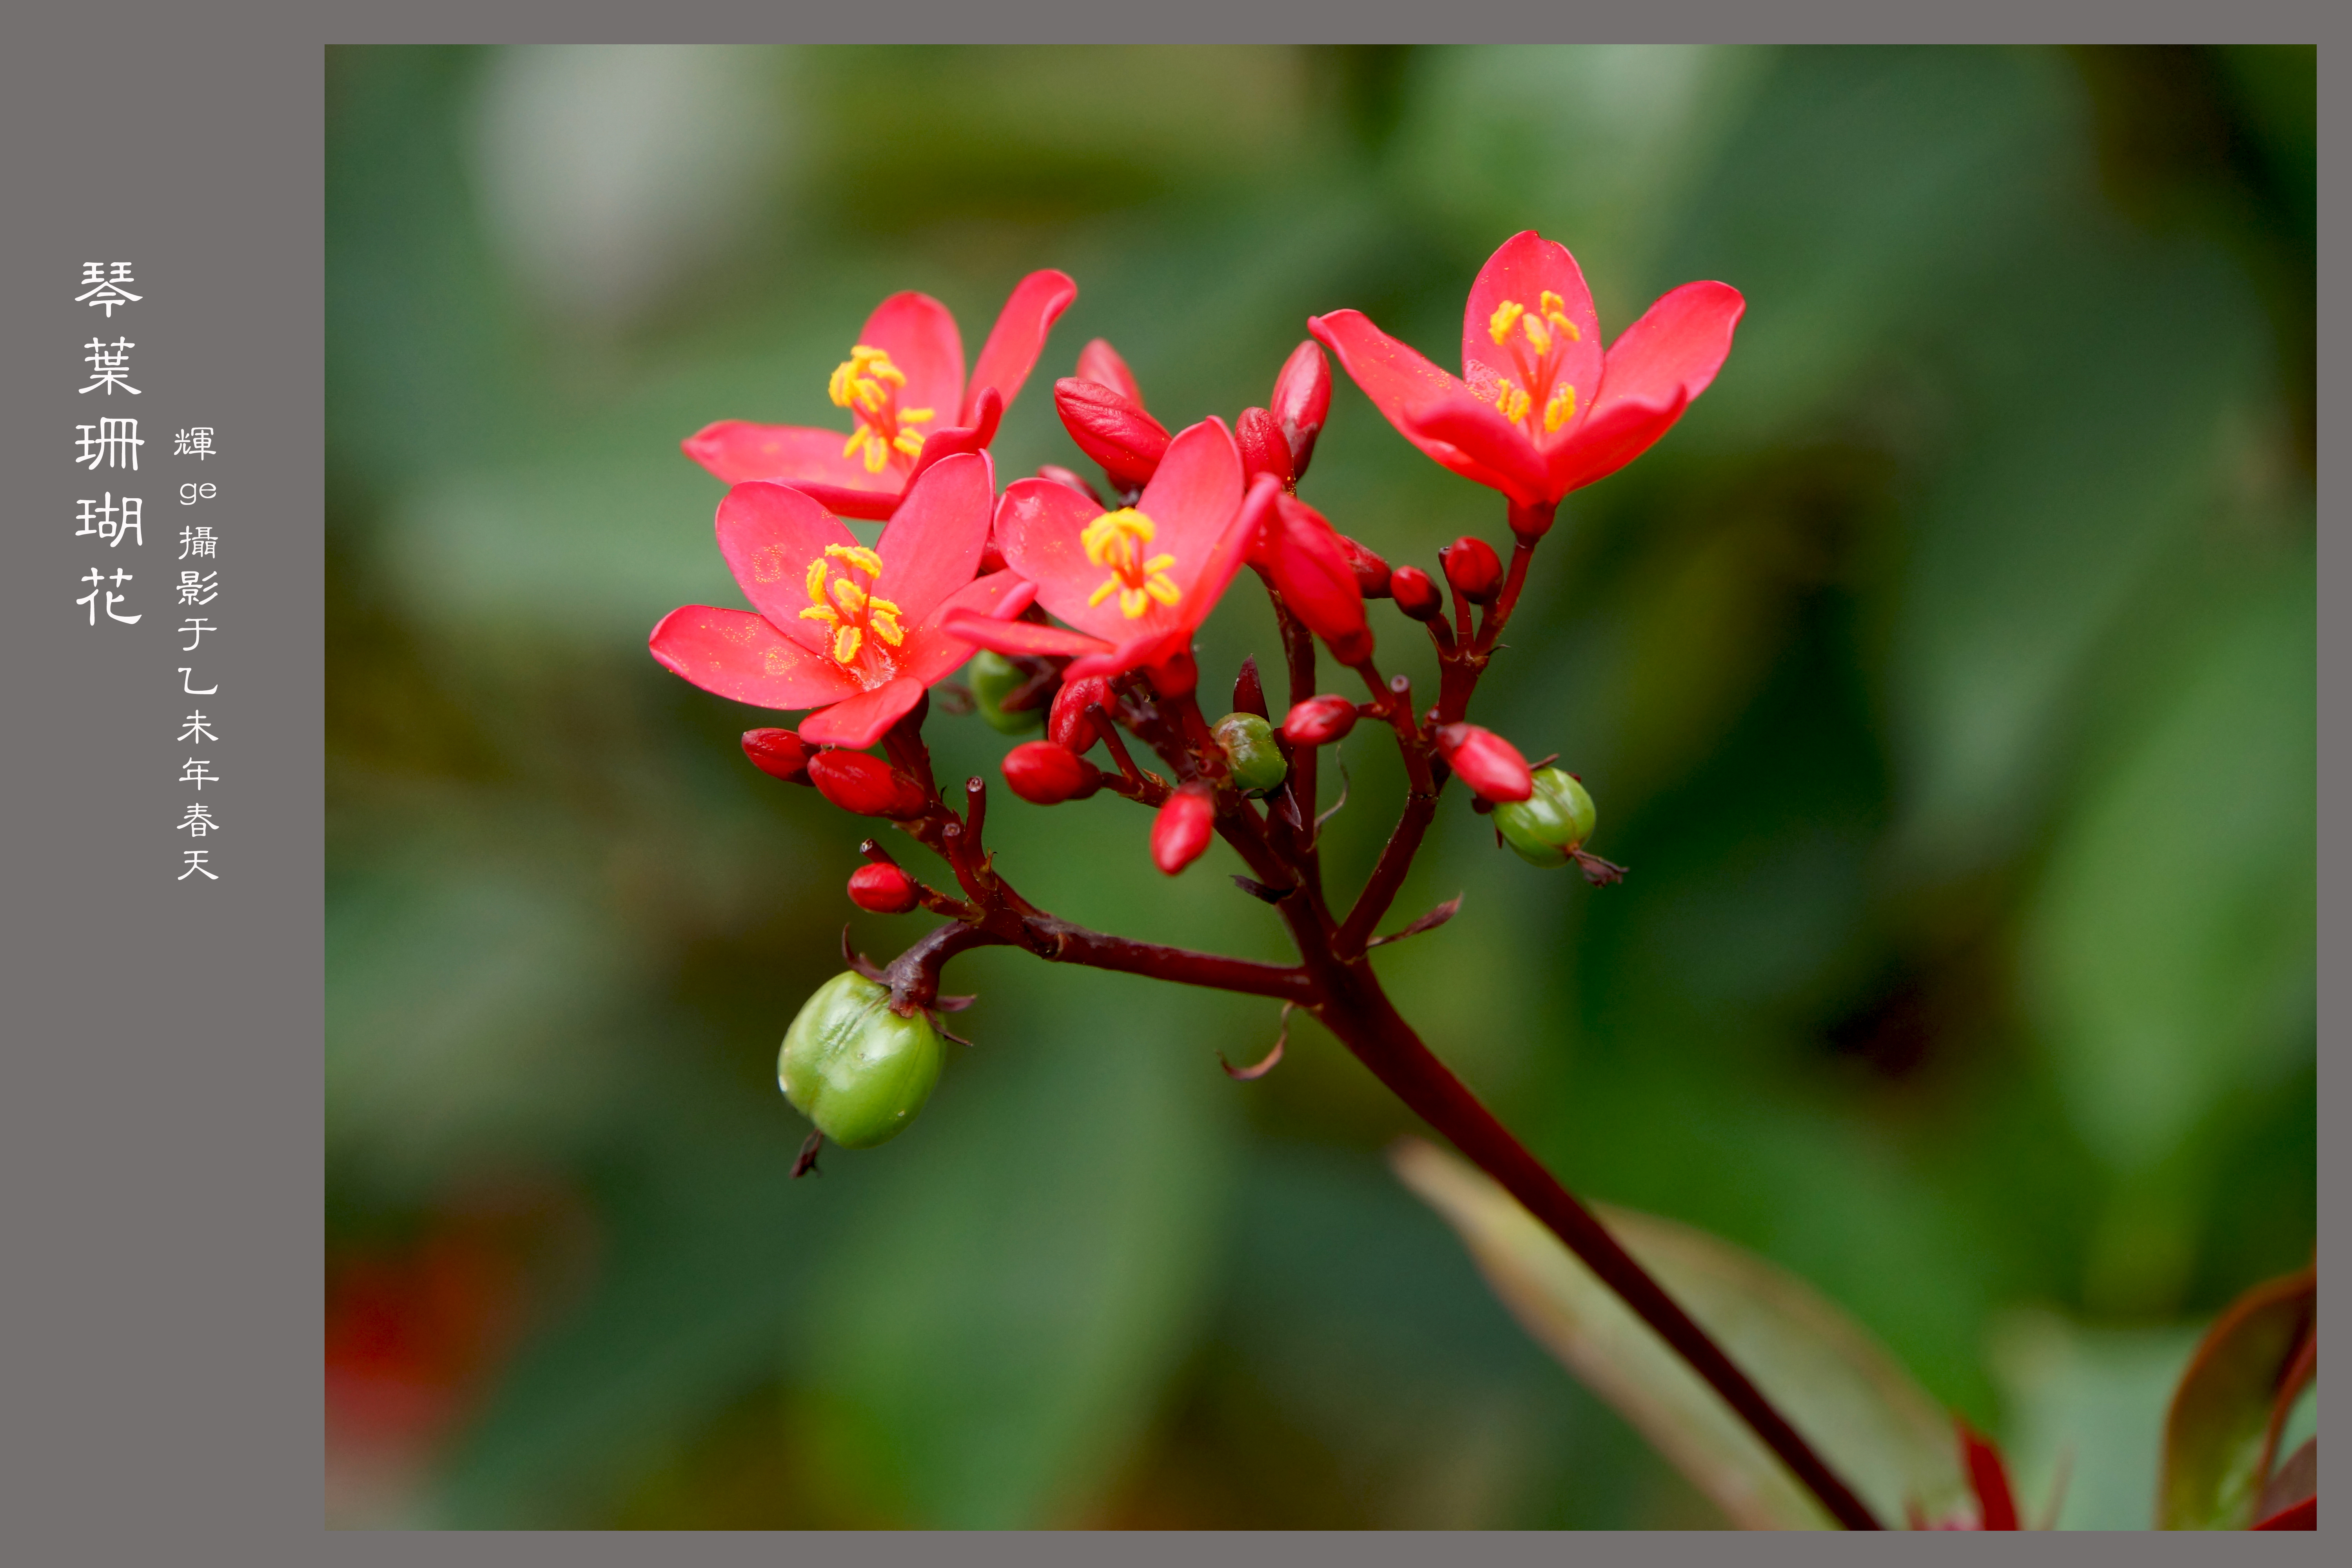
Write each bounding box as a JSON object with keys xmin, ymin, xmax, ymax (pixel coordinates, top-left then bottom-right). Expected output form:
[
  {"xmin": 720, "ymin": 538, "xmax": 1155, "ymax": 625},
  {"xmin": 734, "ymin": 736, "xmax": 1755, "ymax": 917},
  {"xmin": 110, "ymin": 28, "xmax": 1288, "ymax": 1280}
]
[
  {"xmin": 1544, "ymin": 384, "xmax": 1577, "ymax": 433},
  {"xmin": 1538, "ymin": 291, "xmax": 1581, "ymax": 340},
  {"xmin": 1494, "ymin": 377, "xmax": 1532, "ymax": 427},
  {"xmin": 826, "ymin": 347, "xmax": 933, "ymax": 474},
  {"xmin": 801, "ymin": 604, "xmax": 839, "ymax": 626},
  {"xmin": 825, "ymin": 543, "xmax": 884, "ymax": 577},
  {"xmin": 805, "ymin": 557, "xmax": 831, "ymax": 604},
  {"xmin": 1081, "ymin": 507, "xmax": 1183, "ymax": 620},
  {"xmin": 1488, "ymin": 300, "xmax": 1525, "ymax": 346},
  {"xmin": 833, "ymin": 625, "xmax": 862, "ymax": 663}
]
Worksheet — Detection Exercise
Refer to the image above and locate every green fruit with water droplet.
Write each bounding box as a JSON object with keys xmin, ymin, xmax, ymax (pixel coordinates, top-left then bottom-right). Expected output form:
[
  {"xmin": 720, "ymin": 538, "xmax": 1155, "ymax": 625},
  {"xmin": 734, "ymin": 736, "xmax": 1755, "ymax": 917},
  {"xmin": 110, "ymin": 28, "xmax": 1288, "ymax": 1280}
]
[
  {"xmin": 1493, "ymin": 767, "xmax": 1597, "ymax": 868},
  {"xmin": 1212, "ymin": 711, "xmax": 1288, "ymax": 796},
  {"xmin": 969, "ymin": 650, "xmax": 1044, "ymax": 735},
  {"xmin": 779, "ymin": 971, "xmax": 944, "ymax": 1148}
]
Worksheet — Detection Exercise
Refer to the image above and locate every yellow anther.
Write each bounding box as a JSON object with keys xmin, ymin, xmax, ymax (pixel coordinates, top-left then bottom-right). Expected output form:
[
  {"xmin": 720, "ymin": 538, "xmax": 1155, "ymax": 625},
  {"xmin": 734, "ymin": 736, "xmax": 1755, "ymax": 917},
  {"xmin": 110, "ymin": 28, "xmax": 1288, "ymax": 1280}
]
[
  {"xmin": 871, "ymin": 612, "xmax": 905, "ymax": 647},
  {"xmin": 1081, "ymin": 508, "xmax": 1181, "ymax": 619},
  {"xmin": 827, "ymin": 348, "xmax": 933, "ymax": 472},
  {"xmin": 1488, "ymin": 300, "xmax": 1526, "ymax": 346},
  {"xmin": 830, "ymin": 577, "xmax": 868, "ymax": 613},
  {"xmin": 801, "ymin": 603, "xmax": 839, "ymax": 626},
  {"xmin": 1492, "ymin": 377, "xmax": 1531, "ymax": 426},
  {"xmin": 833, "ymin": 625, "xmax": 862, "ymax": 663},
  {"xmin": 1537, "ymin": 291, "xmax": 1581, "ymax": 340},
  {"xmin": 805, "ymin": 557, "xmax": 831, "ymax": 604},
  {"xmin": 824, "ymin": 543, "xmax": 884, "ymax": 578},
  {"xmin": 1522, "ymin": 314, "xmax": 1553, "ymax": 354},
  {"xmin": 1544, "ymin": 383, "xmax": 1577, "ymax": 433}
]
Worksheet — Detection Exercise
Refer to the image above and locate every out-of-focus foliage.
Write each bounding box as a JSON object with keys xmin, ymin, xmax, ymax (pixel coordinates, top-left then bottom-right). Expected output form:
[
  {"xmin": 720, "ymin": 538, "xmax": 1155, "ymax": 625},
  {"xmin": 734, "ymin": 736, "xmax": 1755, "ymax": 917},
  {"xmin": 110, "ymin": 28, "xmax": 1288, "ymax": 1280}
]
[{"xmin": 327, "ymin": 45, "xmax": 2314, "ymax": 1528}]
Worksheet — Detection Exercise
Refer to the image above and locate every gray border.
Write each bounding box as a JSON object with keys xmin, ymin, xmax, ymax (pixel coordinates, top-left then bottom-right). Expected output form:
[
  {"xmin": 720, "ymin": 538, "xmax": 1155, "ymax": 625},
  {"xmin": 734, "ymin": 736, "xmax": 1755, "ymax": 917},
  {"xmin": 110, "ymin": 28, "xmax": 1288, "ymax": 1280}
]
[{"xmin": 0, "ymin": 10, "xmax": 2328, "ymax": 1564}]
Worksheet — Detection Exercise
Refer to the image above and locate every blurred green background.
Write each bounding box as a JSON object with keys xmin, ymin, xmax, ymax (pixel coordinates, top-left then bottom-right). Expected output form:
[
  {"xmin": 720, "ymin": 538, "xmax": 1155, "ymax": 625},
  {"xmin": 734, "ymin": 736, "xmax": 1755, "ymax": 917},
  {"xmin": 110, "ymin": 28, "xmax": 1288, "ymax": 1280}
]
[{"xmin": 325, "ymin": 45, "xmax": 2315, "ymax": 1528}]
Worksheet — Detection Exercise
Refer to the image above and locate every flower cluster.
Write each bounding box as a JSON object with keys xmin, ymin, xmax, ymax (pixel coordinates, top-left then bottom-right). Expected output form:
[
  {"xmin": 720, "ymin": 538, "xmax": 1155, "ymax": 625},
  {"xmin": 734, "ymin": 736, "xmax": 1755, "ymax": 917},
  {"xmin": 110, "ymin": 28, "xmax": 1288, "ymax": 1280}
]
[{"xmin": 655, "ymin": 234, "xmax": 1746, "ymax": 1126}]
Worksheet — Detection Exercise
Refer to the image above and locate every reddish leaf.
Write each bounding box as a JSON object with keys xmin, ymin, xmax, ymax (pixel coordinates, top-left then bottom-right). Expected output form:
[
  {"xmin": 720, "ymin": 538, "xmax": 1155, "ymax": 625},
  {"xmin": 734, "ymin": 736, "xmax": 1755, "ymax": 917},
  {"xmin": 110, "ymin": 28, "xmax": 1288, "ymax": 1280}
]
[{"xmin": 2157, "ymin": 1263, "xmax": 2315, "ymax": 1529}]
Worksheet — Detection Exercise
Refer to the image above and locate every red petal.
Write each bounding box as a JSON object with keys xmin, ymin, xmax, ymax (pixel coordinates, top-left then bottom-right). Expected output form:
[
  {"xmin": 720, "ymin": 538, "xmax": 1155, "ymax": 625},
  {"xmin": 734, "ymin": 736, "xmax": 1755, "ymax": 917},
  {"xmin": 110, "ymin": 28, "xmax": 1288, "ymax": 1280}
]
[
  {"xmin": 713, "ymin": 481, "xmax": 859, "ymax": 653},
  {"xmin": 1461, "ymin": 230, "xmax": 1602, "ymax": 450},
  {"xmin": 1075, "ymin": 337, "xmax": 1145, "ymax": 409},
  {"xmin": 938, "ymin": 610, "xmax": 1108, "ymax": 661},
  {"xmin": 682, "ymin": 420, "xmax": 882, "ymax": 491},
  {"xmin": 795, "ymin": 675, "xmax": 927, "ymax": 749},
  {"xmin": 1592, "ymin": 280, "xmax": 1744, "ymax": 417},
  {"xmin": 964, "ymin": 269, "xmax": 1077, "ymax": 424},
  {"xmin": 873, "ymin": 451, "xmax": 994, "ymax": 622},
  {"xmin": 894, "ymin": 569, "xmax": 1038, "ymax": 688},
  {"xmin": 1309, "ymin": 310, "xmax": 1535, "ymax": 500},
  {"xmin": 1405, "ymin": 392, "xmax": 1554, "ymax": 506},
  {"xmin": 1546, "ymin": 280, "xmax": 1743, "ymax": 495},
  {"xmin": 648, "ymin": 606, "xmax": 859, "ymax": 710},
  {"xmin": 995, "ymin": 476, "xmax": 1117, "ymax": 627},
  {"xmin": 1133, "ymin": 417, "xmax": 1244, "ymax": 611},
  {"xmin": 859, "ymin": 290, "xmax": 966, "ymax": 428}
]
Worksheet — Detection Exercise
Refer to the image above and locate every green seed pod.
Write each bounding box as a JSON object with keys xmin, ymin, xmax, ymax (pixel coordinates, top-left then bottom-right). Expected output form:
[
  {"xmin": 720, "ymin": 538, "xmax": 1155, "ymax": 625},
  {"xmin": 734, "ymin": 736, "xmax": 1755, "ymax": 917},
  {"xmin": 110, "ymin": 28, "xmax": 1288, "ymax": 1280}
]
[
  {"xmin": 969, "ymin": 650, "xmax": 1044, "ymax": 735},
  {"xmin": 1493, "ymin": 767, "xmax": 1598, "ymax": 868},
  {"xmin": 1212, "ymin": 711, "xmax": 1289, "ymax": 796},
  {"xmin": 778, "ymin": 971, "xmax": 945, "ymax": 1149}
]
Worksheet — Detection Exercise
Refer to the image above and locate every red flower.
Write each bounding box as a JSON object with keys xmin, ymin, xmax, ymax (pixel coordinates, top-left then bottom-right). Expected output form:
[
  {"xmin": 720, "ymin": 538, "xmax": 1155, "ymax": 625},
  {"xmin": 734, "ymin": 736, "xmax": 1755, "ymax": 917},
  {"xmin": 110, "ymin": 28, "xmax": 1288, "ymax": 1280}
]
[
  {"xmin": 944, "ymin": 419, "xmax": 1282, "ymax": 691},
  {"xmin": 1251, "ymin": 493, "xmax": 1372, "ymax": 665},
  {"xmin": 1435, "ymin": 722, "xmax": 1535, "ymax": 802},
  {"xmin": 682, "ymin": 271, "xmax": 1077, "ymax": 521},
  {"xmin": 1310, "ymin": 232, "xmax": 1742, "ymax": 532},
  {"xmin": 648, "ymin": 452, "xmax": 1035, "ymax": 749},
  {"xmin": 1152, "ymin": 785, "xmax": 1216, "ymax": 874}
]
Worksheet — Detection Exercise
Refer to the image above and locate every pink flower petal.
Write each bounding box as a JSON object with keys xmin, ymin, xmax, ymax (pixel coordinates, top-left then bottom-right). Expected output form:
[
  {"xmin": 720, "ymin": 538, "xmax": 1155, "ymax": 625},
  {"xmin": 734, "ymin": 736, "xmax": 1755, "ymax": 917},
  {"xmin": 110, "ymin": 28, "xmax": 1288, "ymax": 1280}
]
[
  {"xmin": 873, "ymin": 451, "xmax": 995, "ymax": 623},
  {"xmin": 648, "ymin": 605, "xmax": 860, "ymax": 710},
  {"xmin": 1543, "ymin": 281, "xmax": 1743, "ymax": 495},
  {"xmin": 963, "ymin": 269, "xmax": 1078, "ymax": 424},
  {"xmin": 859, "ymin": 291, "xmax": 966, "ymax": 430},
  {"xmin": 795, "ymin": 675, "xmax": 929, "ymax": 750},
  {"xmin": 1403, "ymin": 392, "xmax": 1554, "ymax": 506},
  {"xmin": 1461, "ymin": 230, "xmax": 1602, "ymax": 452},
  {"xmin": 713, "ymin": 482, "xmax": 860, "ymax": 654},
  {"xmin": 1132, "ymin": 417, "xmax": 1244, "ymax": 604},
  {"xmin": 681, "ymin": 421, "xmax": 885, "ymax": 491},
  {"xmin": 1310, "ymin": 310, "xmax": 1534, "ymax": 499},
  {"xmin": 938, "ymin": 611, "xmax": 1109, "ymax": 662},
  {"xmin": 893, "ymin": 570, "xmax": 1038, "ymax": 688},
  {"xmin": 994, "ymin": 475, "xmax": 1122, "ymax": 635}
]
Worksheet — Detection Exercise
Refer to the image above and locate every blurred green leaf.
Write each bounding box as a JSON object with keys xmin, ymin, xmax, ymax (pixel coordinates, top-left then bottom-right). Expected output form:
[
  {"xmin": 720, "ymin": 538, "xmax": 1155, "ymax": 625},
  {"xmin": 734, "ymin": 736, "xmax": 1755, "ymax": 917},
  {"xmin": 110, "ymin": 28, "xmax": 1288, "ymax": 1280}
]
[
  {"xmin": 2022, "ymin": 555, "xmax": 2315, "ymax": 1176},
  {"xmin": 1989, "ymin": 1308, "xmax": 2204, "ymax": 1529},
  {"xmin": 791, "ymin": 969, "xmax": 1237, "ymax": 1526},
  {"xmin": 2157, "ymin": 1265, "xmax": 2314, "ymax": 1529},
  {"xmin": 1393, "ymin": 1138, "xmax": 1965, "ymax": 1529}
]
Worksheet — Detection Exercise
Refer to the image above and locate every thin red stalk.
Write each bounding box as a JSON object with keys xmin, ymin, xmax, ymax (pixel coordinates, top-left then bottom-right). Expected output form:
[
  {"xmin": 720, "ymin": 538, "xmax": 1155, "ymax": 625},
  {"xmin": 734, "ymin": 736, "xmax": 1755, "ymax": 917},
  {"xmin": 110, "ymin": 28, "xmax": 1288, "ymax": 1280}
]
[{"xmin": 1306, "ymin": 963, "xmax": 1883, "ymax": 1530}]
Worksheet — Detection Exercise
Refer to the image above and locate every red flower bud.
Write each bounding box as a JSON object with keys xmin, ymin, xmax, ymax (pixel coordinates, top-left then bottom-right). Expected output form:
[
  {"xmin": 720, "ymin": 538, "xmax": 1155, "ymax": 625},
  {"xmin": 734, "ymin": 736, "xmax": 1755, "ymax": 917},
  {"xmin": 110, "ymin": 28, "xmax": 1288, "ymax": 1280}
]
[
  {"xmin": 1151, "ymin": 784, "xmax": 1216, "ymax": 875},
  {"xmin": 1440, "ymin": 536, "xmax": 1504, "ymax": 604},
  {"xmin": 1049, "ymin": 674, "xmax": 1113, "ymax": 752},
  {"xmin": 1270, "ymin": 340, "xmax": 1331, "ymax": 479},
  {"xmin": 1390, "ymin": 565, "xmax": 1443, "ymax": 621},
  {"xmin": 1338, "ymin": 534, "xmax": 1391, "ymax": 597},
  {"xmin": 1435, "ymin": 723, "xmax": 1535, "ymax": 803},
  {"xmin": 1281, "ymin": 695, "xmax": 1358, "ymax": 747},
  {"xmin": 1232, "ymin": 655, "xmax": 1268, "ymax": 720},
  {"xmin": 847, "ymin": 862, "xmax": 921, "ymax": 914},
  {"xmin": 1075, "ymin": 338, "xmax": 1145, "ymax": 409},
  {"xmin": 806, "ymin": 750, "xmax": 931, "ymax": 818},
  {"xmin": 742, "ymin": 727, "xmax": 813, "ymax": 784},
  {"xmin": 1035, "ymin": 464, "xmax": 1106, "ymax": 508},
  {"xmin": 1054, "ymin": 377, "xmax": 1170, "ymax": 492},
  {"xmin": 1252, "ymin": 494, "xmax": 1372, "ymax": 665},
  {"xmin": 1236, "ymin": 406, "xmax": 1295, "ymax": 490},
  {"xmin": 1002, "ymin": 740, "xmax": 1102, "ymax": 805}
]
